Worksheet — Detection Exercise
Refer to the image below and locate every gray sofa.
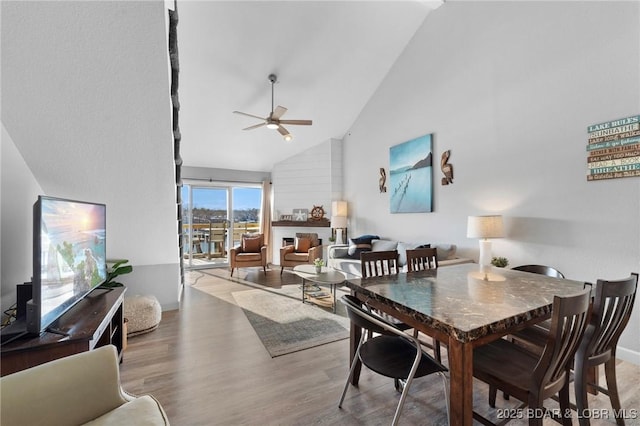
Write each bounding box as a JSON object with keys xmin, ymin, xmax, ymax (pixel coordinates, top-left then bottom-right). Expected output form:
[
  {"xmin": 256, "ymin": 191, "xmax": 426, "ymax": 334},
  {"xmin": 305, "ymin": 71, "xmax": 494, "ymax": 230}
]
[{"xmin": 327, "ymin": 239, "xmax": 473, "ymax": 278}]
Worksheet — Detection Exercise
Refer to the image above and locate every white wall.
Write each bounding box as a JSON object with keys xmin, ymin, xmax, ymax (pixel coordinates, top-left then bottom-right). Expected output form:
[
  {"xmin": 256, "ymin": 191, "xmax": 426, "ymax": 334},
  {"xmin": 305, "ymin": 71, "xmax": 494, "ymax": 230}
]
[
  {"xmin": 1, "ymin": 1, "xmax": 180, "ymax": 311},
  {"xmin": 342, "ymin": 2, "xmax": 640, "ymax": 362},
  {"xmin": 0, "ymin": 126, "xmax": 44, "ymax": 315},
  {"xmin": 271, "ymin": 138, "xmax": 343, "ymax": 261}
]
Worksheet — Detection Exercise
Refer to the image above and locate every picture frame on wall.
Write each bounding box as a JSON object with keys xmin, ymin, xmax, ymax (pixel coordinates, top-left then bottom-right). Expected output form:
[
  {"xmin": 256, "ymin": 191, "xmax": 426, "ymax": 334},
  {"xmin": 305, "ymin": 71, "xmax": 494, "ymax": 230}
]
[{"xmin": 389, "ymin": 133, "xmax": 433, "ymax": 213}]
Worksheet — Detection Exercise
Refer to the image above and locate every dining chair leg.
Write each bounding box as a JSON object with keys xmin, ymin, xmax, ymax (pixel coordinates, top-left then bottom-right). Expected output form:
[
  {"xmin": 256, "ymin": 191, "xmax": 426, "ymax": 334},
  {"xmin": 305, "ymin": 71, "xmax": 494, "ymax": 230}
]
[
  {"xmin": 439, "ymin": 371, "xmax": 450, "ymax": 426},
  {"xmin": 489, "ymin": 385, "xmax": 497, "ymax": 408},
  {"xmin": 604, "ymin": 358, "xmax": 625, "ymax": 426},
  {"xmin": 575, "ymin": 360, "xmax": 592, "ymax": 426},
  {"xmin": 527, "ymin": 394, "xmax": 544, "ymax": 426},
  {"xmin": 339, "ymin": 336, "xmax": 365, "ymax": 408},
  {"xmin": 558, "ymin": 380, "xmax": 573, "ymax": 426}
]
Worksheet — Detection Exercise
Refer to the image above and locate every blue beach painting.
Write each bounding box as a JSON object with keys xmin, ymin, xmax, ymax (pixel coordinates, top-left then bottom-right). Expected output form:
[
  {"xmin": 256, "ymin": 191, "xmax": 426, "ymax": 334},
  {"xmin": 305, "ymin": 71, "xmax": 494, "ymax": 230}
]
[{"xmin": 389, "ymin": 134, "xmax": 433, "ymax": 213}]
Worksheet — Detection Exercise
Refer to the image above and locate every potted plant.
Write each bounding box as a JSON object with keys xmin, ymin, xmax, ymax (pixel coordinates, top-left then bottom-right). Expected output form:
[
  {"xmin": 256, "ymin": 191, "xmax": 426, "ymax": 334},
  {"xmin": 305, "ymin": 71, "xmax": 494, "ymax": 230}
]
[
  {"xmin": 491, "ymin": 256, "xmax": 509, "ymax": 268},
  {"xmin": 313, "ymin": 258, "xmax": 324, "ymax": 274},
  {"xmin": 103, "ymin": 259, "xmax": 133, "ymax": 287}
]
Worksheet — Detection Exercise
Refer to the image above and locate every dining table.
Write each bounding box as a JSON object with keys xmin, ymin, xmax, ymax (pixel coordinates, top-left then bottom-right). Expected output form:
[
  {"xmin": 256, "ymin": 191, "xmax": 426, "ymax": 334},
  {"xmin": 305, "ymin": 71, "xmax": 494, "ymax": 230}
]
[{"xmin": 343, "ymin": 262, "xmax": 587, "ymax": 425}]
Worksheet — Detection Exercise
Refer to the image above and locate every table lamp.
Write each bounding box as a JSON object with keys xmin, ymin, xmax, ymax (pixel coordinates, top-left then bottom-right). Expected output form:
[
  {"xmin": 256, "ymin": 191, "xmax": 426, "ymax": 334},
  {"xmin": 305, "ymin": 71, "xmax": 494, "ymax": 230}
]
[
  {"xmin": 331, "ymin": 201, "xmax": 348, "ymax": 244},
  {"xmin": 467, "ymin": 215, "xmax": 504, "ymax": 268}
]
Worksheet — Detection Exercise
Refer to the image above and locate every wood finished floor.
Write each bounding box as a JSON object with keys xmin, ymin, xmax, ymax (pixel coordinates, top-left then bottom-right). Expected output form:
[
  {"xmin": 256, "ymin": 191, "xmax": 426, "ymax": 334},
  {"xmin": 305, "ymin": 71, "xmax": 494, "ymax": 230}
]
[{"xmin": 120, "ymin": 267, "xmax": 640, "ymax": 426}]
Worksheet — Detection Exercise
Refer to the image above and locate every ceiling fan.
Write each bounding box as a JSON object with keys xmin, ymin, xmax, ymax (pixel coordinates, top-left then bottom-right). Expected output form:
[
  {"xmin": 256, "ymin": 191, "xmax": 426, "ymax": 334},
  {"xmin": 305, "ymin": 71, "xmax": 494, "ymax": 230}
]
[{"xmin": 233, "ymin": 74, "xmax": 312, "ymax": 142}]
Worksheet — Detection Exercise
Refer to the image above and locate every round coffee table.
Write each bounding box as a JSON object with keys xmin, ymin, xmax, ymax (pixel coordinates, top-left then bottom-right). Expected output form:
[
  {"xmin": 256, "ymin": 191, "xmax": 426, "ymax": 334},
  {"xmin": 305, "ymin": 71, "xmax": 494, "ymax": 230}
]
[{"xmin": 293, "ymin": 265, "xmax": 346, "ymax": 313}]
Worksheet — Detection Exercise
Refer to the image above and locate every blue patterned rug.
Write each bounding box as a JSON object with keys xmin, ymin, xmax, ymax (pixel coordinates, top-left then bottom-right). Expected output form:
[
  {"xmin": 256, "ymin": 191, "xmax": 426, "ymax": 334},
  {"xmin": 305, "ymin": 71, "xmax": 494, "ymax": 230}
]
[{"xmin": 231, "ymin": 288, "xmax": 350, "ymax": 357}]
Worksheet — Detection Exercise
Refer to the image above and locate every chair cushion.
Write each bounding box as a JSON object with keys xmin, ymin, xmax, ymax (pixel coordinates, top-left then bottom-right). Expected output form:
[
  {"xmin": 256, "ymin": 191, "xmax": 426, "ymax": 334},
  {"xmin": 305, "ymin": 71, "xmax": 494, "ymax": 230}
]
[
  {"xmin": 83, "ymin": 395, "xmax": 169, "ymax": 426},
  {"xmin": 296, "ymin": 232, "xmax": 319, "ymax": 247},
  {"xmin": 242, "ymin": 235, "xmax": 262, "ymax": 253},
  {"xmin": 284, "ymin": 252, "xmax": 309, "ymax": 262},
  {"xmin": 236, "ymin": 252, "xmax": 263, "ymax": 261},
  {"xmin": 294, "ymin": 237, "xmax": 311, "ymax": 253}
]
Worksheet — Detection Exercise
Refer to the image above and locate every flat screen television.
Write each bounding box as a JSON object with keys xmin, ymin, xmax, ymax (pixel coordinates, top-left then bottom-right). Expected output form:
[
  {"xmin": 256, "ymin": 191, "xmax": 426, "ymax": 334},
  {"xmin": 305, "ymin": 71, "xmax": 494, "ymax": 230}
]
[{"xmin": 26, "ymin": 196, "xmax": 107, "ymax": 335}]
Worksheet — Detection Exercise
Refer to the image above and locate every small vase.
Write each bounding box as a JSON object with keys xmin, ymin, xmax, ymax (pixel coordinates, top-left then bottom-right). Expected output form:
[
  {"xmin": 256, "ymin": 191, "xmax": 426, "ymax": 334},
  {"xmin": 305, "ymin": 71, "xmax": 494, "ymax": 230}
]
[{"xmin": 315, "ymin": 265, "xmax": 322, "ymax": 274}]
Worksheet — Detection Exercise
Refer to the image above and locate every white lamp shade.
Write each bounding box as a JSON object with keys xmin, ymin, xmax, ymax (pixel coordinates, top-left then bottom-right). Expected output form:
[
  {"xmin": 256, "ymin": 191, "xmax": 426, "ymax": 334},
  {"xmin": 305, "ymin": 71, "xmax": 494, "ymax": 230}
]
[
  {"xmin": 332, "ymin": 201, "xmax": 348, "ymax": 217},
  {"xmin": 467, "ymin": 215, "xmax": 504, "ymax": 239},
  {"xmin": 330, "ymin": 215, "xmax": 347, "ymax": 228}
]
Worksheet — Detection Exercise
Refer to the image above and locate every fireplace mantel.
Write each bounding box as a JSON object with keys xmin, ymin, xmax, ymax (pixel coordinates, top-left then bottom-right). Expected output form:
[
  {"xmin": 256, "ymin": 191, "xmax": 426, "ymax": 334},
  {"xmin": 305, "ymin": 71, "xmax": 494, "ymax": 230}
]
[{"xmin": 272, "ymin": 220, "xmax": 330, "ymax": 228}]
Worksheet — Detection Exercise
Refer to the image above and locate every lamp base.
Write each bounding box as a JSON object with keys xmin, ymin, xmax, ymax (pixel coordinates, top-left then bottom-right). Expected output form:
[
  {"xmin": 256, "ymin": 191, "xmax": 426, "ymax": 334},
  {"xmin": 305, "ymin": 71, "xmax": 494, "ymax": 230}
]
[{"xmin": 478, "ymin": 239, "xmax": 492, "ymax": 267}]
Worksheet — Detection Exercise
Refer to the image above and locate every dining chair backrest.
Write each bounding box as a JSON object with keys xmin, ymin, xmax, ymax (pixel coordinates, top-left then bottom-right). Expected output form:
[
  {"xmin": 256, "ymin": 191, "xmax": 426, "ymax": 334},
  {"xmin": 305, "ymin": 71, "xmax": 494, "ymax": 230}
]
[
  {"xmin": 573, "ymin": 273, "xmax": 637, "ymax": 426},
  {"xmin": 360, "ymin": 250, "xmax": 399, "ymax": 278},
  {"xmin": 341, "ymin": 294, "xmax": 401, "ymax": 336},
  {"xmin": 512, "ymin": 264, "xmax": 565, "ymax": 279},
  {"xmin": 533, "ymin": 288, "xmax": 591, "ymax": 399},
  {"xmin": 406, "ymin": 247, "xmax": 438, "ymax": 272},
  {"xmin": 577, "ymin": 273, "xmax": 638, "ymax": 365}
]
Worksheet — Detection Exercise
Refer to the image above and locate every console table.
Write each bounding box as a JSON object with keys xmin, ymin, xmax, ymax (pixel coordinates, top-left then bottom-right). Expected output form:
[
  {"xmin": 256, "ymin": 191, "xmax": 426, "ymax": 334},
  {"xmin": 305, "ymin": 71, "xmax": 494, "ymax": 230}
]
[{"xmin": 1, "ymin": 286, "xmax": 126, "ymax": 377}]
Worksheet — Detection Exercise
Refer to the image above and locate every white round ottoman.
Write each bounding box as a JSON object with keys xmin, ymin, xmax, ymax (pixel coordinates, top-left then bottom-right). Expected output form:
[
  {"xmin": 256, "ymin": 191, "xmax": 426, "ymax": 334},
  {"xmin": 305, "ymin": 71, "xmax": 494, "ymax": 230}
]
[{"xmin": 124, "ymin": 294, "xmax": 162, "ymax": 336}]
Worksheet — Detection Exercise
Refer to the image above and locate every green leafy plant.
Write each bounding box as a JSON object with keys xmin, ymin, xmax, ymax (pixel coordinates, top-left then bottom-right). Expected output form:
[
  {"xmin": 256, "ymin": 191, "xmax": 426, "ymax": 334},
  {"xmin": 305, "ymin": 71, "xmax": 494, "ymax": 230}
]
[
  {"xmin": 313, "ymin": 258, "xmax": 325, "ymax": 267},
  {"xmin": 491, "ymin": 256, "xmax": 509, "ymax": 268},
  {"xmin": 102, "ymin": 259, "xmax": 133, "ymax": 287}
]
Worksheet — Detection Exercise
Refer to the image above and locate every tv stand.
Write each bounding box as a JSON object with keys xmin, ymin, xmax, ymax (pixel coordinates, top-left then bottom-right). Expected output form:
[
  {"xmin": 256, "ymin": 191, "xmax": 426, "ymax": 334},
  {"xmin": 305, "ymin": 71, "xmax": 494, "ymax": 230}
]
[{"xmin": 1, "ymin": 287, "xmax": 126, "ymax": 377}]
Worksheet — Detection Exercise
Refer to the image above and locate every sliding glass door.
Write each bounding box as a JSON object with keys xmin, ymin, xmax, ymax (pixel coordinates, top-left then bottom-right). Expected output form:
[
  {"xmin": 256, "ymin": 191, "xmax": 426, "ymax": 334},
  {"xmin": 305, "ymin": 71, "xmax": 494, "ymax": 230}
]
[{"xmin": 182, "ymin": 182, "xmax": 262, "ymax": 269}]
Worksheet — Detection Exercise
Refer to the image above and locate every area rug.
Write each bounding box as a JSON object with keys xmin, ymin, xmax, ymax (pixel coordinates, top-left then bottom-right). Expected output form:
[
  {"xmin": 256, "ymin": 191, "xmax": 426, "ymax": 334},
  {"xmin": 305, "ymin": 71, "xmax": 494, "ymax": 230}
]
[{"xmin": 231, "ymin": 289, "xmax": 350, "ymax": 357}]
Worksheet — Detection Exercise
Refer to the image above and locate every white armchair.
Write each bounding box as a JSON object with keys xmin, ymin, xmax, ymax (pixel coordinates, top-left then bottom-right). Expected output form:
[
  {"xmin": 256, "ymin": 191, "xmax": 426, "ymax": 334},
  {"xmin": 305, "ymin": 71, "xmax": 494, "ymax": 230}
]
[{"xmin": 0, "ymin": 345, "xmax": 169, "ymax": 425}]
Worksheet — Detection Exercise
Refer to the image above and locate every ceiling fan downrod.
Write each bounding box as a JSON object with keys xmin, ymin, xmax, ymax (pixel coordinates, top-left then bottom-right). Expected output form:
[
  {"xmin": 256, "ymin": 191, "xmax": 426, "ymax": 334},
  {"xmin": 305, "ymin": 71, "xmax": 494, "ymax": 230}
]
[{"xmin": 268, "ymin": 74, "xmax": 278, "ymax": 115}]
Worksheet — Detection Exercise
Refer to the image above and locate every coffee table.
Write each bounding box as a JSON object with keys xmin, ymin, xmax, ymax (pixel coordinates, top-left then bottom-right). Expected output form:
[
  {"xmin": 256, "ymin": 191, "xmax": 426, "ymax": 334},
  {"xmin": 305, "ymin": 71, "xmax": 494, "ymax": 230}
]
[{"xmin": 292, "ymin": 265, "xmax": 346, "ymax": 313}]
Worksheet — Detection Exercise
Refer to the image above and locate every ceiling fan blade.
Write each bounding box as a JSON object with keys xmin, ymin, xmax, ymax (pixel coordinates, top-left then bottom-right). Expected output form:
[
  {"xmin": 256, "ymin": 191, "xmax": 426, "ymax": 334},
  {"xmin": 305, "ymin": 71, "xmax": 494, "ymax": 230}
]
[
  {"xmin": 277, "ymin": 125, "xmax": 290, "ymax": 136},
  {"xmin": 233, "ymin": 111, "xmax": 266, "ymax": 121},
  {"xmin": 279, "ymin": 119, "xmax": 312, "ymax": 126},
  {"xmin": 243, "ymin": 122, "xmax": 267, "ymax": 131},
  {"xmin": 271, "ymin": 105, "xmax": 288, "ymax": 120}
]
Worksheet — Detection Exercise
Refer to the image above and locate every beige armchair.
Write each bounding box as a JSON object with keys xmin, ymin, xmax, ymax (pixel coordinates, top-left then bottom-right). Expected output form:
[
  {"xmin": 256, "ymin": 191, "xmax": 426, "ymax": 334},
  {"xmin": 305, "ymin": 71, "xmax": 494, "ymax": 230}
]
[
  {"xmin": 230, "ymin": 233, "xmax": 267, "ymax": 276},
  {"xmin": 0, "ymin": 345, "xmax": 169, "ymax": 425},
  {"xmin": 280, "ymin": 233, "xmax": 322, "ymax": 274}
]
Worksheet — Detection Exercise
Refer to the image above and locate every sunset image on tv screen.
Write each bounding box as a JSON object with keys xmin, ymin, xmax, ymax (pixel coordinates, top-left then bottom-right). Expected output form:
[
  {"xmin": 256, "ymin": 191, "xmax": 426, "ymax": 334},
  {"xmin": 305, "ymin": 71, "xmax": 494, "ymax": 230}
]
[{"xmin": 39, "ymin": 198, "xmax": 107, "ymax": 316}]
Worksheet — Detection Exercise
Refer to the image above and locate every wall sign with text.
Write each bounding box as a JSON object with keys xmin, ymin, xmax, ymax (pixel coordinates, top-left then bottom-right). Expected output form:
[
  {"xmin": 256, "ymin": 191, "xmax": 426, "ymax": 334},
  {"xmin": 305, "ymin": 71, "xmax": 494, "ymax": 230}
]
[{"xmin": 587, "ymin": 114, "xmax": 640, "ymax": 181}]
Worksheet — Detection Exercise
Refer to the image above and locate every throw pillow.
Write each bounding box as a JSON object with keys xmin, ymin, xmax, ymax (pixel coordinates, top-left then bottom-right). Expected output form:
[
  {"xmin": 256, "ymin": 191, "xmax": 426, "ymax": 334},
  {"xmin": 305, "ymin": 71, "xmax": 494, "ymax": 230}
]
[
  {"xmin": 371, "ymin": 239, "xmax": 398, "ymax": 252},
  {"xmin": 294, "ymin": 237, "xmax": 311, "ymax": 253},
  {"xmin": 434, "ymin": 244, "xmax": 456, "ymax": 261},
  {"xmin": 397, "ymin": 242, "xmax": 431, "ymax": 266},
  {"xmin": 242, "ymin": 236, "xmax": 262, "ymax": 253},
  {"xmin": 347, "ymin": 235, "xmax": 379, "ymax": 259}
]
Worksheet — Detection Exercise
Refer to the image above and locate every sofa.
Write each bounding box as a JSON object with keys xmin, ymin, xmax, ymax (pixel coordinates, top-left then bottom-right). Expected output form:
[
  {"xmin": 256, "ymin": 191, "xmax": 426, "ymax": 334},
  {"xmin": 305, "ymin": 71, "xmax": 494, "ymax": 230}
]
[
  {"xmin": 327, "ymin": 236, "xmax": 473, "ymax": 277},
  {"xmin": 0, "ymin": 345, "xmax": 169, "ymax": 425}
]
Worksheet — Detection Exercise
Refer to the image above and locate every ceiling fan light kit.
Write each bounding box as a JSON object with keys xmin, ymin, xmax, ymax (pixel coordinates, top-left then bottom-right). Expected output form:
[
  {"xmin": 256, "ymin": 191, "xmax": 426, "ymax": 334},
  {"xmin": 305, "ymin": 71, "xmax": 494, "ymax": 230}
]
[{"xmin": 233, "ymin": 74, "xmax": 312, "ymax": 142}]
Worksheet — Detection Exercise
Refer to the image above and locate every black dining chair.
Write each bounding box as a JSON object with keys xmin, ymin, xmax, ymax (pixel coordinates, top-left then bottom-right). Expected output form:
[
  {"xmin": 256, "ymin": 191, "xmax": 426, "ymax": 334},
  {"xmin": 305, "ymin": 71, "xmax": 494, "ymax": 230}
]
[
  {"xmin": 406, "ymin": 247, "xmax": 438, "ymax": 272},
  {"xmin": 508, "ymin": 264, "xmax": 567, "ymax": 353},
  {"xmin": 512, "ymin": 264, "xmax": 565, "ymax": 279},
  {"xmin": 338, "ymin": 295, "xmax": 449, "ymax": 426},
  {"xmin": 474, "ymin": 289, "xmax": 592, "ymax": 426},
  {"xmin": 360, "ymin": 250, "xmax": 399, "ymax": 278},
  {"xmin": 574, "ymin": 273, "xmax": 638, "ymax": 426}
]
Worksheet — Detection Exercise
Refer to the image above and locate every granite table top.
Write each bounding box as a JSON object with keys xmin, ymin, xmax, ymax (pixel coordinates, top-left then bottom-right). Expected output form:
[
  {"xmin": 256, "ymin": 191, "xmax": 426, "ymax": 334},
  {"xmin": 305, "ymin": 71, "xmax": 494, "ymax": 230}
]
[{"xmin": 344, "ymin": 263, "xmax": 587, "ymax": 343}]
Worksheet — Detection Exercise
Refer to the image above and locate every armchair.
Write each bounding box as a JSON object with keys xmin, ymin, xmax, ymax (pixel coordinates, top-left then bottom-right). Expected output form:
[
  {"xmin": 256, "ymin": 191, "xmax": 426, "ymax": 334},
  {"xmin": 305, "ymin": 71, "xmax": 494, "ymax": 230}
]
[
  {"xmin": 230, "ymin": 233, "xmax": 267, "ymax": 276},
  {"xmin": 279, "ymin": 233, "xmax": 322, "ymax": 274},
  {"xmin": 0, "ymin": 345, "xmax": 169, "ymax": 425}
]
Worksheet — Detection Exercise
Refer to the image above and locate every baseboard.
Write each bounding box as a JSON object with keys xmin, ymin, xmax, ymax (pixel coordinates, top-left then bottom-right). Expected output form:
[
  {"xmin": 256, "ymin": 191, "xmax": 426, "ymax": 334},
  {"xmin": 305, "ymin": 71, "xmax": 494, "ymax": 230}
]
[{"xmin": 616, "ymin": 346, "xmax": 640, "ymax": 366}]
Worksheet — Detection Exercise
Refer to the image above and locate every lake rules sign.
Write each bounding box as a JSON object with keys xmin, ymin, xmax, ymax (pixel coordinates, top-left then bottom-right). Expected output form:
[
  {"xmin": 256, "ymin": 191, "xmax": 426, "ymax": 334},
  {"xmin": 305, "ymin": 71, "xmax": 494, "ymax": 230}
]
[{"xmin": 587, "ymin": 114, "xmax": 640, "ymax": 181}]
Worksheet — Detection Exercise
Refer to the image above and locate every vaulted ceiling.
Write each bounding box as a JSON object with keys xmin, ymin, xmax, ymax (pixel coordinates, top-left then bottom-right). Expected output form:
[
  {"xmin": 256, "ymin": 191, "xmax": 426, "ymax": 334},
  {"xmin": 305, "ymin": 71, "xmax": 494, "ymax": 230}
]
[{"xmin": 177, "ymin": 1, "xmax": 443, "ymax": 172}]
